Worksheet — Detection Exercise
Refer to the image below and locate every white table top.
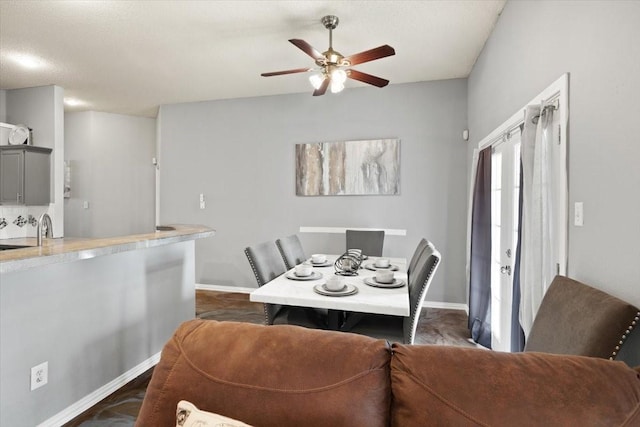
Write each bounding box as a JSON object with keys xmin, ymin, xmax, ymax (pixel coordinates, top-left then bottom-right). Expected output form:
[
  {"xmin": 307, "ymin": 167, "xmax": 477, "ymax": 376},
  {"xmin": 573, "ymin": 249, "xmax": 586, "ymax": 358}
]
[{"xmin": 250, "ymin": 256, "xmax": 409, "ymax": 317}]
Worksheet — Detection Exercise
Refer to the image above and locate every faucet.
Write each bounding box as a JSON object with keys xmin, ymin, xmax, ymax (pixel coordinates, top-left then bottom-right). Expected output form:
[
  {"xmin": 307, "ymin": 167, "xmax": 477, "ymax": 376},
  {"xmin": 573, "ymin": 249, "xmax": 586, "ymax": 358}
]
[{"xmin": 37, "ymin": 213, "xmax": 53, "ymax": 246}]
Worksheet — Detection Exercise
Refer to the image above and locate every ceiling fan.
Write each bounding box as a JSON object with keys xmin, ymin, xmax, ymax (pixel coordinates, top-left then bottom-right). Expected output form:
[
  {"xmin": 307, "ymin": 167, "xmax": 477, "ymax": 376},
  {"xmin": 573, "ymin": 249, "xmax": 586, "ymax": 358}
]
[{"xmin": 261, "ymin": 15, "xmax": 395, "ymax": 96}]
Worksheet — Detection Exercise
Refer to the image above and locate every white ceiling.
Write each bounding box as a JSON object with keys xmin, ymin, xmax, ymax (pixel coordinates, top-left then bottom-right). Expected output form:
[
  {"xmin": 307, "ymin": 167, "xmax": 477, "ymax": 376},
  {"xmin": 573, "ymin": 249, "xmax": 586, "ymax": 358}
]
[{"xmin": 0, "ymin": 0, "xmax": 506, "ymax": 118}]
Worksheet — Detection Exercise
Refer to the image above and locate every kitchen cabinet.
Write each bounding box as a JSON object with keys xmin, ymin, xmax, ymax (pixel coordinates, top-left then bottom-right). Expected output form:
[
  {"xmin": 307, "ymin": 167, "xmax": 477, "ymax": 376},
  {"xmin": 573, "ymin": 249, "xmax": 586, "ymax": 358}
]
[{"xmin": 0, "ymin": 145, "xmax": 52, "ymax": 205}]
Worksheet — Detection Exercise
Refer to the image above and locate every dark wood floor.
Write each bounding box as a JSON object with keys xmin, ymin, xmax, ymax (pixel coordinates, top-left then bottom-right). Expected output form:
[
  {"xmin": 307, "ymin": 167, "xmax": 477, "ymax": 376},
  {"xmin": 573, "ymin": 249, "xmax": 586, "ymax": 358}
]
[{"xmin": 64, "ymin": 290, "xmax": 474, "ymax": 426}]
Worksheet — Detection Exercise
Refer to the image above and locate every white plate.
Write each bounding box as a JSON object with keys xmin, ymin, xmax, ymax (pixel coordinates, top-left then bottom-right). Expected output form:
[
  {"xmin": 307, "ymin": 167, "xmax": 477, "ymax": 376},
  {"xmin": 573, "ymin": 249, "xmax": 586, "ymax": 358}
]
[
  {"xmin": 364, "ymin": 263, "xmax": 399, "ymax": 271},
  {"xmin": 364, "ymin": 277, "xmax": 405, "ymax": 288},
  {"xmin": 313, "ymin": 283, "xmax": 358, "ymax": 297},
  {"xmin": 285, "ymin": 271, "xmax": 323, "ymax": 281},
  {"xmin": 310, "ymin": 260, "xmax": 333, "ymax": 267},
  {"xmin": 8, "ymin": 125, "xmax": 29, "ymax": 145}
]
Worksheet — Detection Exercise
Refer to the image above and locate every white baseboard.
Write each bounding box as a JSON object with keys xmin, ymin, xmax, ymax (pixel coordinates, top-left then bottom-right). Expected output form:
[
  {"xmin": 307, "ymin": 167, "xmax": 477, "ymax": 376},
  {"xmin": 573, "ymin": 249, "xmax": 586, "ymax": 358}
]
[
  {"xmin": 195, "ymin": 283, "xmax": 254, "ymax": 294},
  {"xmin": 423, "ymin": 301, "xmax": 469, "ymax": 313},
  {"xmin": 37, "ymin": 352, "xmax": 161, "ymax": 427}
]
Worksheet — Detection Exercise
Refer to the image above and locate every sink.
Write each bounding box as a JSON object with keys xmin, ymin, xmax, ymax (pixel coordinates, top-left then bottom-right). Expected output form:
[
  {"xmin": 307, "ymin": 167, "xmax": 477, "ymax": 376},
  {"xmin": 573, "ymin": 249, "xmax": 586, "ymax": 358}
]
[{"xmin": 0, "ymin": 244, "xmax": 33, "ymax": 251}]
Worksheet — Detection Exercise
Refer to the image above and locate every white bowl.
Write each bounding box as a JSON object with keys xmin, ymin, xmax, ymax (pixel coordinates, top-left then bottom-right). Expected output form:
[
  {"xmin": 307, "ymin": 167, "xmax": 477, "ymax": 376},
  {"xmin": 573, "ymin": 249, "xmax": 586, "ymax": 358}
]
[
  {"xmin": 375, "ymin": 270, "xmax": 394, "ymax": 284},
  {"xmin": 295, "ymin": 264, "xmax": 313, "ymax": 277},
  {"xmin": 375, "ymin": 258, "xmax": 390, "ymax": 268},
  {"xmin": 325, "ymin": 277, "xmax": 344, "ymax": 291},
  {"xmin": 311, "ymin": 254, "xmax": 327, "ymax": 264}
]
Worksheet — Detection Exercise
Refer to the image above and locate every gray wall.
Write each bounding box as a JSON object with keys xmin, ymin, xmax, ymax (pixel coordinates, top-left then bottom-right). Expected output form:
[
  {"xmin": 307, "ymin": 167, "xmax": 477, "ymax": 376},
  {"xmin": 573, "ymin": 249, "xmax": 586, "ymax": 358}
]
[
  {"xmin": 468, "ymin": 1, "xmax": 640, "ymax": 362},
  {"xmin": 64, "ymin": 111, "xmax": 156, "ymax": 238},
  {"xmin": 0, "ymin": 89, "xmax": 6, "ymax": 122},
  {"xmin": 158, "ymin": 80, "xmax": 469, "ymax": 304}
]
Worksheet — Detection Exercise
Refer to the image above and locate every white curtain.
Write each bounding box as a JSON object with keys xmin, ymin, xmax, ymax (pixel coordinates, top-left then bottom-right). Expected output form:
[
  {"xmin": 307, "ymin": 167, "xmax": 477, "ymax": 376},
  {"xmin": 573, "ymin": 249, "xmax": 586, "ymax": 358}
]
[{"xmin": 519, "ymin": 104, "xmax": 557, "ymax": 337}]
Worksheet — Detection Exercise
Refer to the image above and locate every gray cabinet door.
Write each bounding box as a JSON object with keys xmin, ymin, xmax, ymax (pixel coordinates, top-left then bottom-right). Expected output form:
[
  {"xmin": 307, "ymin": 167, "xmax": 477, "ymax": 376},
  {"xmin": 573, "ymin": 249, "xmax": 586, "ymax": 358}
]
[
  {"xmin": 0, "ymin": 150, "xmax": 24, "ymax": 204},
  {"xmin": 0, "ymin": 146, "xmax": 52, "ymax": 205}
]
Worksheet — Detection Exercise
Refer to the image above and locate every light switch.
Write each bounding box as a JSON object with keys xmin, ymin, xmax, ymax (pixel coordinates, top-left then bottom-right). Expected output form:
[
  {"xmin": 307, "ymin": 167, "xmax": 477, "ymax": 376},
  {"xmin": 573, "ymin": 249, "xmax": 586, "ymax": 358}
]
[
  {"xmin": 574, "ymin": 202, "xmax": 583, "ymax": 226},
  {"xmin": 83, "ymin": 201, "xmax": 90, "ymax": 210}
]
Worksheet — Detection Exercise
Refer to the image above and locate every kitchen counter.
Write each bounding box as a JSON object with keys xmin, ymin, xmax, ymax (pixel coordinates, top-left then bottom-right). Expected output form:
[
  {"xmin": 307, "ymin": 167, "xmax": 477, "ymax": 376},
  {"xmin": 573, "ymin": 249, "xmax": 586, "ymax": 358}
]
[
  {"xmin": 0, "ymin": 224, "xmax": 214, "ymax": 274},
  {"xmin": 1, "ymin": 223, "xmax": 214, "ymax": 426}
]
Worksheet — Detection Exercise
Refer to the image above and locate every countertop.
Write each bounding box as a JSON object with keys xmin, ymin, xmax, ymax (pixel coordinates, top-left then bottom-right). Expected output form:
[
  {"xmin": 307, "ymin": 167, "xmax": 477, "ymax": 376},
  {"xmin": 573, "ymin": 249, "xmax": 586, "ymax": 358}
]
[{"xmin": 0, "ymin": 224, "xmax": 215, "ymax": 274}]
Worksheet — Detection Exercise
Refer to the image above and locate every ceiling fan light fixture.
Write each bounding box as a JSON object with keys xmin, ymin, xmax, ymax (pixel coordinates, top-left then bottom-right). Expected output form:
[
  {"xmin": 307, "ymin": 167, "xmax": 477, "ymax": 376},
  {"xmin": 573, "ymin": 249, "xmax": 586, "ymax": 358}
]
[
  {"xmin": 330, "ymin": 79, "xmax": 345, "ymax": 94},
  {"xmin": 309, "ymin": 72, "xmax": 326, "ymax": 90},
  {"xmin": 331, "ymin": 68, "xmax": 347, "ymax": 84}
]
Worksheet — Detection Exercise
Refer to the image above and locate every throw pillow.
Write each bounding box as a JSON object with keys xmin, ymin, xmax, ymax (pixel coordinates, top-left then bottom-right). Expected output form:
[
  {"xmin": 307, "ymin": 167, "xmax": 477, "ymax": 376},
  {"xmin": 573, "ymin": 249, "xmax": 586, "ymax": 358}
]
[{"xmin": 176, "ymin": 400, "xmax": 252, "ymax": 427}]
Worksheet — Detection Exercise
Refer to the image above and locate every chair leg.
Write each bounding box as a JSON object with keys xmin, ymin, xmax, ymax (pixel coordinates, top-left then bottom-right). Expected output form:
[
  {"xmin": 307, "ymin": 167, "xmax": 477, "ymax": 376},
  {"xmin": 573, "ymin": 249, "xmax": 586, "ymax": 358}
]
[{"xmin": 341, "ymin": 312, "xmax": 365, "ymax": 332}]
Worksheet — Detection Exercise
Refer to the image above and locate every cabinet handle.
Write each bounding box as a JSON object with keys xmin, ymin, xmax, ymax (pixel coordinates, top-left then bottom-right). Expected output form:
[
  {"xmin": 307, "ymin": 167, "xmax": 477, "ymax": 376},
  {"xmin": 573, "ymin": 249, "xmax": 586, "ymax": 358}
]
[{"xmin": 17, "ymin": 193, "xmax": 21, "ymax": 203}]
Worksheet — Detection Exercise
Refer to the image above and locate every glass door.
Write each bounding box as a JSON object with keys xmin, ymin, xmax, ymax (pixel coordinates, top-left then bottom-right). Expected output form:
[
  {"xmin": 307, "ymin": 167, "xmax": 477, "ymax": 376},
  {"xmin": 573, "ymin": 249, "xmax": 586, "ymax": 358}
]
[{"xmin": 490, "ymin": 131, "xmax": 521, "ymax": 352}]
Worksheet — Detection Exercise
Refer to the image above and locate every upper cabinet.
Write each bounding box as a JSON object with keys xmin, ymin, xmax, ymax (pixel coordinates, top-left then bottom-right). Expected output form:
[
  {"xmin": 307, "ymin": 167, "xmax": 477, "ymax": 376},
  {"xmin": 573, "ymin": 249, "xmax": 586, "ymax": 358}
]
[{"xmin": 0, "ymin": 145, "xmax": 52, "ymax": 205}]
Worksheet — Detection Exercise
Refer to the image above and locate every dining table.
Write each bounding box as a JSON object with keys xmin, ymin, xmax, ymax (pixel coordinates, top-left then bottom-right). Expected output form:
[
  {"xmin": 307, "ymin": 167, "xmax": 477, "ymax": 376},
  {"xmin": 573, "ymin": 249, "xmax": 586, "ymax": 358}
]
[{"xmin": 250, "ymin": 255, "xmax": 410, "ymax": 330}]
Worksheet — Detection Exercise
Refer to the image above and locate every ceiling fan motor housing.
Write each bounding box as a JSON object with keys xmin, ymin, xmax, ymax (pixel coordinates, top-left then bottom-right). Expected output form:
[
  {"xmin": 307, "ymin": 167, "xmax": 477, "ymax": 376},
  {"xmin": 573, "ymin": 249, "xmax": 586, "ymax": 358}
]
[{"xmin": 321, "ymin": 15, "xmax": 339, "ymax": 30}]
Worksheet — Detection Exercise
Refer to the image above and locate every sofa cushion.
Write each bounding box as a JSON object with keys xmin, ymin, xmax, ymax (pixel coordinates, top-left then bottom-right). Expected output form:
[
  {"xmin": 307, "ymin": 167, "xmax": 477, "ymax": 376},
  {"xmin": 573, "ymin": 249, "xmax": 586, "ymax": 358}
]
[
  {"xmin": 176, "ymin": 400, "xmax": 251, "ymax": 427},
  {"xmin": 136, "ymin": 320, "xmax": 391, "ymax": 427},
  {"xmin": 390, "ymin": 344, "xmax": 640, "ymax": 426}
]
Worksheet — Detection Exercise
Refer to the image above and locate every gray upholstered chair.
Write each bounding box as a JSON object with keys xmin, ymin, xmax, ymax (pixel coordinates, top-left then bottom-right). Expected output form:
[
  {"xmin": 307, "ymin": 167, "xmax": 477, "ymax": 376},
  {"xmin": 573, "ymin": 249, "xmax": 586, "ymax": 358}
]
[
  {"xmin": 343, "ymin": 241, "xmax": 441, "ymax": 344},
  {"xmin": 245, "ymin": 241, "xmax": 319, "ymax": 328},
  {"xmin": 346, "ymin": 229, "xmax": 385, "ymax": 257},
  {"xmin": 276, "ymin": 234, "xmax": 307, "ymax": 269},
  {"xmin": 407, "ymin": 238, "xmax": 429, "ymax": 276},
  {"xmin": 524, "ymin": 275, "xmax": 640, "ymax": 360}
]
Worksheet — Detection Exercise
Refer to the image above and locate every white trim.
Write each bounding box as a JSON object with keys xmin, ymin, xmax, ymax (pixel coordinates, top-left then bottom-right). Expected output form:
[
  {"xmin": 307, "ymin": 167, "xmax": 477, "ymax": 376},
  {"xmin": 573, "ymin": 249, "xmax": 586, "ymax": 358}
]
[
  {"xmin": 299, "ymin": 226, "xmax": 407, "ymax": 236},
  {"xmin": 37, "ymin": 352, "xmax": 161, "ymax": 427},
  {"xmin": 475, "ymin": 73, "xmax": 569, "ymax": 276},
  {"xmin": 423, "ymin": 301, "xmax": 469, "ymax": 313},
  {"xmin": 195, "ymin": 283, "xmax": 254, "ymax": 294},
  {"xmin": 478, "ymin": 74, "xmax": 567, "ymax": 150}
]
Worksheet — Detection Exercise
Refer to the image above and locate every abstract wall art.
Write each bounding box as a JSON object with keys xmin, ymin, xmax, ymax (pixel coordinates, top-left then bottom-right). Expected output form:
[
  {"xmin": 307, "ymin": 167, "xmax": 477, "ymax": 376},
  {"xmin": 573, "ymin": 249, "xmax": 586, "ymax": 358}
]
[{"xmin": 295, "ymin": 138, "xmax": 400, "ymax": 196}]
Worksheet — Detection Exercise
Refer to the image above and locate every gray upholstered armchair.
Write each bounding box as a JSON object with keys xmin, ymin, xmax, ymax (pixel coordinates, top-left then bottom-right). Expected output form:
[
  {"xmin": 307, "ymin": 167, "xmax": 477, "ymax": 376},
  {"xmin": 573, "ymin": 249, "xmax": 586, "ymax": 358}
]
[{"xmin": 524, "ymin": 275, "xmax": 639, "ymax": 360}]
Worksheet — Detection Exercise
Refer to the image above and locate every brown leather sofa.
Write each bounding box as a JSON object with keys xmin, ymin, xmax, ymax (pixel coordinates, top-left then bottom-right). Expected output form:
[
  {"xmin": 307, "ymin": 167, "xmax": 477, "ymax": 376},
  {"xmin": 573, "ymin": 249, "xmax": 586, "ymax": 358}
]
[{"xmin": 136, "ymin": 319, "xmax": 640, "ymax": 426}]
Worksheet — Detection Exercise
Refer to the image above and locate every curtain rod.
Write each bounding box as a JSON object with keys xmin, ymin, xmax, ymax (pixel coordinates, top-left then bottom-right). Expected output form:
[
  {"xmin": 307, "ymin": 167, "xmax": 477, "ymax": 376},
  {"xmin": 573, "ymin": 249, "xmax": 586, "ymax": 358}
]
[
  {"xmin": 484, "ymin": 94, "xmax": 561, "ymax": 150},
  {"xmin": 532, "ymin": 98, "xmax": 560, "ymax": 124}
]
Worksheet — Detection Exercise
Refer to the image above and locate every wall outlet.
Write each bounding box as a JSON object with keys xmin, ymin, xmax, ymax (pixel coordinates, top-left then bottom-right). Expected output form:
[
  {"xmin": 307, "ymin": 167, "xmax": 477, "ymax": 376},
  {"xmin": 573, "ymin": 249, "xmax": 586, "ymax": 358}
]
[
  {"xmin": 574, "ymin": 202, "xmax": 584, "ymax": 226},
  {"xmin": 31, "ymin": 361, "xmax": 48, "ymax": 391}
]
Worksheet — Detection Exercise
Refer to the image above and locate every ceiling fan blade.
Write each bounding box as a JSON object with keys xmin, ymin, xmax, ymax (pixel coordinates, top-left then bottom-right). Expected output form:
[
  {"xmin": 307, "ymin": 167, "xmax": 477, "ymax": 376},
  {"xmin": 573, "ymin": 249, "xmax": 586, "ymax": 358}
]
[
  {"xmin": 312, "ymin": 78, "xmax": 330, "ymax": 96},
  {"xmin": 344, "ymin": 45, "xmax": 395, "ymax": 66},
  {"xmin": 261, "ymin": 67, "xmax": 312, "ymax": 77},
  {"xmin": 289, "ymin": 39, "xmax": 325, "ymax": 61},
  {"xmin": 348, "ymin": 69, "xmax": 389, "ymax": 88}
]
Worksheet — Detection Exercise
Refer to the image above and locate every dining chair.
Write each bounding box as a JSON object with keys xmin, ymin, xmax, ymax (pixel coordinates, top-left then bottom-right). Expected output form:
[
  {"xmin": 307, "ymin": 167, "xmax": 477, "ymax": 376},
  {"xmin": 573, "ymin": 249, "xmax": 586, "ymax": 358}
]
[
  {"xmin": 276, "ymin": 234, "xmax": 307, "ymax": 269},
  {"xmin": 343, "ymin": 240, "xmax": 441, "ymax": 344},
  {"xmin": 345, "ymin": 229, "xmax": 385, "ymax": 257},
  {"xmin": 407, "ymin": 238, "xmax": 429, "ymax": 276},
  {"xmin": 245, "ymin": 241, "xmax": 322, "ymax": 328}
]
